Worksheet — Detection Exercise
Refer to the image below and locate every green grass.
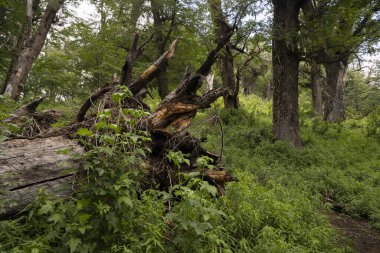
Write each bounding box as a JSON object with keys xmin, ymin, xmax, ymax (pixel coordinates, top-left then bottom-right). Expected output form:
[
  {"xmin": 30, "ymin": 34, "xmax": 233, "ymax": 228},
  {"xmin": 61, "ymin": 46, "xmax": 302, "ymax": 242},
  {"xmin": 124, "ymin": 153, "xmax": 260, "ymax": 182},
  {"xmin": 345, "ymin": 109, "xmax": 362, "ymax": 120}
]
[
  {"xmin": 192, "ymin": 93, "xmax": 380, "ymax": 234},
  {"xmin": 3, "ymin": 92, "xmax": 379, "ymax": 252}
]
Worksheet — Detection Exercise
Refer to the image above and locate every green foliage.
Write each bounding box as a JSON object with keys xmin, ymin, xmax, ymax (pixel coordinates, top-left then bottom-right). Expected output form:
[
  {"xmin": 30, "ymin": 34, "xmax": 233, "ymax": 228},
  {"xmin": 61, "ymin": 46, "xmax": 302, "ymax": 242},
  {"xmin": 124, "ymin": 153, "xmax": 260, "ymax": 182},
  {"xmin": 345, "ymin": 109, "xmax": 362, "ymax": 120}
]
[
  {"xmin": 0, "ymin": 95, "xmax": 19, "ymax": 141},
  {"xmin": 367, "ymin": 105, "xmax": 380, "ymax": 141},
  {"xmin": 166, "ymin": 150, "xmax": 190, "ymax": 169},
  {"xmin": 1, "ymin": 92, "xmax": 354, "ymax": 252},
  {"xmin": 199, "ymin": 95, "xmax": 380, "ymax": 234},
  {"xmin": 0, "ymin": 0, "xmax": 24, "ymax": 82},
  {"xmin": 1, "ymin": 0, "xmax": 379, "ymax": 251},
  {"xmin": 345, "ymin": 70, "xmax": 380, "ymax": 117}
]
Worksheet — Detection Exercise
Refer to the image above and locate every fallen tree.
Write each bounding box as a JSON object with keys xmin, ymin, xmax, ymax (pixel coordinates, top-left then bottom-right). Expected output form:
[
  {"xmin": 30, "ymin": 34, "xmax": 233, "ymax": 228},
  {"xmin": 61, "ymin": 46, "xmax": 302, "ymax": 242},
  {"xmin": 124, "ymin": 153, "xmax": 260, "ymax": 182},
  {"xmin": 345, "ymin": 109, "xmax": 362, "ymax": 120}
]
[{"xmin": 0, "ymin": 33, "xmax": 236, "ymax": 218}]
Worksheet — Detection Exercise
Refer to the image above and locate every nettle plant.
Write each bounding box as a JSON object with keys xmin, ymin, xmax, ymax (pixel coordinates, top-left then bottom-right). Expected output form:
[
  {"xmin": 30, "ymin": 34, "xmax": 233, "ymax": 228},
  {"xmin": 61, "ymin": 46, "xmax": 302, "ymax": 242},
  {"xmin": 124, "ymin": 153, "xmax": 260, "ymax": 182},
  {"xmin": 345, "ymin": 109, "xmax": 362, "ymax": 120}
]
[{"xmin": 0, "ymin": 87, "xmax": 228, "ymax": 253}]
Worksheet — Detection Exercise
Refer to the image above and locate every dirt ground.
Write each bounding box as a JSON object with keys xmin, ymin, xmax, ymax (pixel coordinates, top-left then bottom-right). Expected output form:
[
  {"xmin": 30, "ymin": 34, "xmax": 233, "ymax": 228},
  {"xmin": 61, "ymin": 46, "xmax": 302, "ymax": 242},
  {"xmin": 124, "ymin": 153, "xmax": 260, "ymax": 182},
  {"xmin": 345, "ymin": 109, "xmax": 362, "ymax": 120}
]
[{"xmin": 329, "ymin": 212, "xmax": 380, "ymax": 253}]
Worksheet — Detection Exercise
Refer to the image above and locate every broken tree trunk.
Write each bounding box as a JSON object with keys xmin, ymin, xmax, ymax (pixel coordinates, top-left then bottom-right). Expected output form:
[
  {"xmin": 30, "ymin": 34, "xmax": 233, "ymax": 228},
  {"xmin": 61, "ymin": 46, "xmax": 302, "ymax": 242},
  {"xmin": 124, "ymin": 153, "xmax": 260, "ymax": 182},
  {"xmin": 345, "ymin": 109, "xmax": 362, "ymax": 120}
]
[{"xmin": 0, "ymin": 33, "xmax": 235, "ymax": 219}]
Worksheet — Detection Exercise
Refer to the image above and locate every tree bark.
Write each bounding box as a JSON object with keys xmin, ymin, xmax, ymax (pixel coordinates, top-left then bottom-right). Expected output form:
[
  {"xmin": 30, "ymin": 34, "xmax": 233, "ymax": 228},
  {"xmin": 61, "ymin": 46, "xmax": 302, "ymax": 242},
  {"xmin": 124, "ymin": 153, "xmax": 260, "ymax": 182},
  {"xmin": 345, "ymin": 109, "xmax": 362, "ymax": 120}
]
[
  {"xmin": 151, "ymin": 0, "xmax": 170, "ymax": 99},
  {"xmin": 1, "ymin": 0, "xmax": 33, "ymax": 95},
  {"xmin": 272, "ymin": 0, "xmax": 303, "ymax": 147},
  {"xmin": 0, "ymin": 34, "xmax": 235, "ymax": 218},
  {"xmin": 3, "ymin": 0, "xmax": 65, "ymax": 100},
  {"xmin": 208, "ymin": 0, "xmax": 238, "ymax": 109},
  {"xmin": 323, "ymin": 61, "xmax": 347, "ymax": 122},
  {"xmin": 0, "ymin": 136, "xmax": 82, "ymax": 218},
  {"xmin": 310, "ymin": 59, "xmax": 323, "ymax": 115},
  {"xmin": 266, "ymin": 79, "xmax": 273, "ymax": 100}
]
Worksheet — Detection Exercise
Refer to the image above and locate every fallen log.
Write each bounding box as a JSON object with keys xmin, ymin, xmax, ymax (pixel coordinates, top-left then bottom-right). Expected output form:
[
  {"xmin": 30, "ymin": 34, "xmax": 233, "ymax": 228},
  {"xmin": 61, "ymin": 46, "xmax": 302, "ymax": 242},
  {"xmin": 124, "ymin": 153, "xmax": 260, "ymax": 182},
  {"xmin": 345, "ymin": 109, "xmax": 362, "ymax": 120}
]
[
  {"xmin": 0, "ymin": 33, "xmax": 236, "ymax": 218},
  {"xmin": 0, "ymin": 136, "xmax": 82, "ymax": 218}
]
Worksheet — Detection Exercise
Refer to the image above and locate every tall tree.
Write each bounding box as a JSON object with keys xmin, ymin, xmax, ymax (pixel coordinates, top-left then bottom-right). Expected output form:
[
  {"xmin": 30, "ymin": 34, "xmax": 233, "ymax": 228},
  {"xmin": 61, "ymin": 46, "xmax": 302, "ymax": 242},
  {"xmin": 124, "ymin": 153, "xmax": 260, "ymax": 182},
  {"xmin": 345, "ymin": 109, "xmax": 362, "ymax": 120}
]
[
  {"xmin": 271, "ymin": 0, "xmax": 304, "ymax": 147},
  {"xmin": 2, "ymin": 0, "xmax": 65, "ymax": 100},
  {"xmin": 310, "ymin": 58, "xmax": 323, "ymax": 115},
  {"xmin": 0, "ymin": 0, "xmax": 25, "ymax": 85},
  {"xmin": 150, "ymin": 0, "xmax": 177, "ymax": 99},
  {"xmin": 301, "ymin": 0, "xmax": 380, "ymax": 122},
  {"xmin": 208, "ymin": 0, "xmax": 238, "ymax": 109}
]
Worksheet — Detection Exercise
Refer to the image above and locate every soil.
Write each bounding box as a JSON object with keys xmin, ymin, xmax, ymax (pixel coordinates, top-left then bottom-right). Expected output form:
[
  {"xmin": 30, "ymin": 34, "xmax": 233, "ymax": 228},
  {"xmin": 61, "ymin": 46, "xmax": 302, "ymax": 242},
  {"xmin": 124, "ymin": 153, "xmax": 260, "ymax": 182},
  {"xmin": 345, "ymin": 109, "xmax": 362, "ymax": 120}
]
[{"xmin": 329, "ymin": 211, "xmax": 380, "ymax": 253}]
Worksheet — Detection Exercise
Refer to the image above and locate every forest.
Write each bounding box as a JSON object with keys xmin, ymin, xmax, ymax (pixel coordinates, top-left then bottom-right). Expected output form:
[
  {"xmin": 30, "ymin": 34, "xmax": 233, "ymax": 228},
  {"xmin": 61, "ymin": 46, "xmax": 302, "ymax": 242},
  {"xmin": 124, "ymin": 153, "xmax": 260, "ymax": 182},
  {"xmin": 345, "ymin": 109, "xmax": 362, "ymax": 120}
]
[{"xmin": 0, "ymin": 0, "xmax": 380, "ymax": 252}]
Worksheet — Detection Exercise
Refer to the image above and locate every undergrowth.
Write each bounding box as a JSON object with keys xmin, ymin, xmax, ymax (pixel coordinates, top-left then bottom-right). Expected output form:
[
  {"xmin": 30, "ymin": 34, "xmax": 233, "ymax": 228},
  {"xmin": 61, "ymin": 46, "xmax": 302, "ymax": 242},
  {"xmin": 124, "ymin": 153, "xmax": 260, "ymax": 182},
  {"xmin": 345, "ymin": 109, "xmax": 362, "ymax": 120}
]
[
  {"xmin": 194, "ymin": 93, "xmax": 380, "ymax": 233},
  {"xmin": 3, "ymin": 91, "xmax": 378, "ymax": 252}
]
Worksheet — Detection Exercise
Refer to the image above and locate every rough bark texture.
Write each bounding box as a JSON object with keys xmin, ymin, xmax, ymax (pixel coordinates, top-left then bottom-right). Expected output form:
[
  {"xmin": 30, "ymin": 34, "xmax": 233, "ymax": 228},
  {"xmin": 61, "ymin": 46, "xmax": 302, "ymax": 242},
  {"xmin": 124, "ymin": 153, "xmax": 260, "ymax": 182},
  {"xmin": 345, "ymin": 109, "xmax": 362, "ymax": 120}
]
[
  {"xmin": 266, "ymin": 79, "xmax": 273, "ymax": 101},
  {"xmin": 0, "ymin": 33, "xmax": 235, "ymax": 218},
  {"xmin": 323, "ymin": 61, "xmax": 347, "ymax": 122},
  {"xmin": 272, "ymin": 0, "xmax": 303, "ymax": 147},
  {"xmin": 208, "ymin": 0, "xmax": 238, "ymax": 109},
  {"xmin": 310, "ymin": 59, "xmax": 323, "ymax": 115},
  {"xmin": 151, "ymin": 0, "xmax": 170, "ymax": 99},
  {"xmin": 3, "ymin": 0, "xmax": 65, "ymax": 100},
  {"xmin": 0, "ymin": 137, "xmax": 82, "ymax": 218}
]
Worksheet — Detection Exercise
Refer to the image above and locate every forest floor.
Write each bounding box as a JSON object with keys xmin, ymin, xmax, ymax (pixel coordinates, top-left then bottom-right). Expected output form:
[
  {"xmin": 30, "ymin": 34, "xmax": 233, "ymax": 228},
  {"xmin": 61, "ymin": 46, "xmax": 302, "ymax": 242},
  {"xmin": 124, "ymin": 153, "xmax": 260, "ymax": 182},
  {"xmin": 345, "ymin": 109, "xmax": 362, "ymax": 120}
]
[{"xmin": 329, "ymin": 212, "xmax": 380, "ymax": 253}]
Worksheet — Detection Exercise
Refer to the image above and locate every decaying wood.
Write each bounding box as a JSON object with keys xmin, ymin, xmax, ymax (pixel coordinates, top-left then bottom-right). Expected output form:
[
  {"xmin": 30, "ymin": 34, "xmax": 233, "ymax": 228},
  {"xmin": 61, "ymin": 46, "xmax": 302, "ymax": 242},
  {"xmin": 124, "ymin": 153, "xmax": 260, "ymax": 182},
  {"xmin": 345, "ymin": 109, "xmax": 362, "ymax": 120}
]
[
  {"xmin": 5, "ymin": 97, "xmax": 64, "ymax": 137},
  {"xmin": 0, "ymin": 136, "xmax": 82, "ymax": 218},
  {"xmin": 147, "ymin": 33, "xmax": 232, "ymax": 134},
  {"xmin": 0, "ymin": 34, "xmax": 236, "ymax": 218},
  {"xmin": 129, "ymin": 37, "xmax": 179, "ymax": 95},
  {"xmin": 76, "ymin": 83, "xmax": 114, "ymax": 122}
]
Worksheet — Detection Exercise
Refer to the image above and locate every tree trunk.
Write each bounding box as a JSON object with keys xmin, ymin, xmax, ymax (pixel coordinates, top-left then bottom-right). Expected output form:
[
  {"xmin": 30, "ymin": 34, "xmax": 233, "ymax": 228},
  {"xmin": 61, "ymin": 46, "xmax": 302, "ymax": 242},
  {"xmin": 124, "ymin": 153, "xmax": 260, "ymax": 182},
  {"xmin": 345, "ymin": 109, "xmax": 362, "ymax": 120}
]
[
  {"xmin": 310, "ymin": 59, "xmax": 323, "ymax": 115},
  {"xmin": 0, "ymin": 136, "xmax": 82, "ymax": 218},
  {"xmin": 1, "ymin": 0, "xmax": 33, "ymax": 95},
  {"xmin": 243, "ymin": 75, "xmax": 258, "ymax": 96},
  {"xmin": 221, "ymin": 45, "xmax": 238, "ymax": 109},
  {"xmin": 266, "ymin": 79, "xmax": 273, "ymax": 100},
  {"xmin": 323, "ymin": 61, "xmax": 347, "ymax": 122},
  {"xmin": 151, "ymin": 0, "xmax": 169, "ymax": 99},
  {"xmin": 208, "ymin": 0, "xmax": 238, "ymax": 109},
  {"xmin": 3, "ymin": 0, "xmax": 64, "ymax": 100},
  {"xmin": 272, "ymin": 0, "xmax": 302, "ymax": 147}
]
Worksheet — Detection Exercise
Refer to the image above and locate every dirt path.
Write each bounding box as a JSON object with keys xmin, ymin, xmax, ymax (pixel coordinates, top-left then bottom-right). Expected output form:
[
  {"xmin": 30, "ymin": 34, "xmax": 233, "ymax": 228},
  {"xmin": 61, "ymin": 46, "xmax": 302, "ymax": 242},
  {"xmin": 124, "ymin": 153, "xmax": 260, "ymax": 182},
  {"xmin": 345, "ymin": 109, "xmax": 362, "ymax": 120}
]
[{"xmin": 329, "ymin": 212, "xmax": 380, "ymax": 253}]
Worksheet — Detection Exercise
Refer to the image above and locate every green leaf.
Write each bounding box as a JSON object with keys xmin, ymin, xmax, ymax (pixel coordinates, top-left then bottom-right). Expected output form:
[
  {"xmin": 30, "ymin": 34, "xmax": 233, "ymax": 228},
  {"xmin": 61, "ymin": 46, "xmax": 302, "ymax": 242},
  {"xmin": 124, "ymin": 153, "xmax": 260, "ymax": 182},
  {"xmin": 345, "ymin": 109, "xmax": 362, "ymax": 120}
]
[
  {"xmin": 67, "ymin": 238, "xmax": 81, "ymax": 253},
  {"xmin": 79, "ymin": 214, "xmax": 91, "ymax": 224},
  {"xmin": 200, "ymin": 182, "xmax": 218, "ymax": 197},
  {"xmin": 95, "ymin": 121, "xmax": 107, "ymax": 129},
  {"xmin": 112, "ymin": 92, "xmax": 126, "ymax": 103},
  {"xmin": 48, "ymin": 213, "xmax": 63, "ymax": 224},
  {"xmin": 117, "ymin": 196, "xmax": 133, "ymax": 208},
  {"xmin": 76, "ymin": 128, "xmax": 93, "ymax": 137},
  {"xmin": 38, "ymin": 201, "xmax": 54, "ymax": 215},
  {"xmin": 130, "ymin": 135, "xmax": 139, "ymax": 143},
  {"xmin": 98, "ymin": 146, "xmax": 113, "ymax": 156}
]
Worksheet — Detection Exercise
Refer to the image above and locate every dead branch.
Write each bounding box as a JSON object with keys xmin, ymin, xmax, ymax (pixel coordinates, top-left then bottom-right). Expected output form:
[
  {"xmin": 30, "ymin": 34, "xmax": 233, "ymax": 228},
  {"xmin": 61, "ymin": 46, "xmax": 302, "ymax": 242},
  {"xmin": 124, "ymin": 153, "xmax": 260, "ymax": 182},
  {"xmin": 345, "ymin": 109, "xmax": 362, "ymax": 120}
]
[
  {"xmin": 128, "ymin": 37, "xmax": 179, "ymax": 95},
  {"xmin": 75, "ymin": 83, "xmax": 114, "ymax": 122}
]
